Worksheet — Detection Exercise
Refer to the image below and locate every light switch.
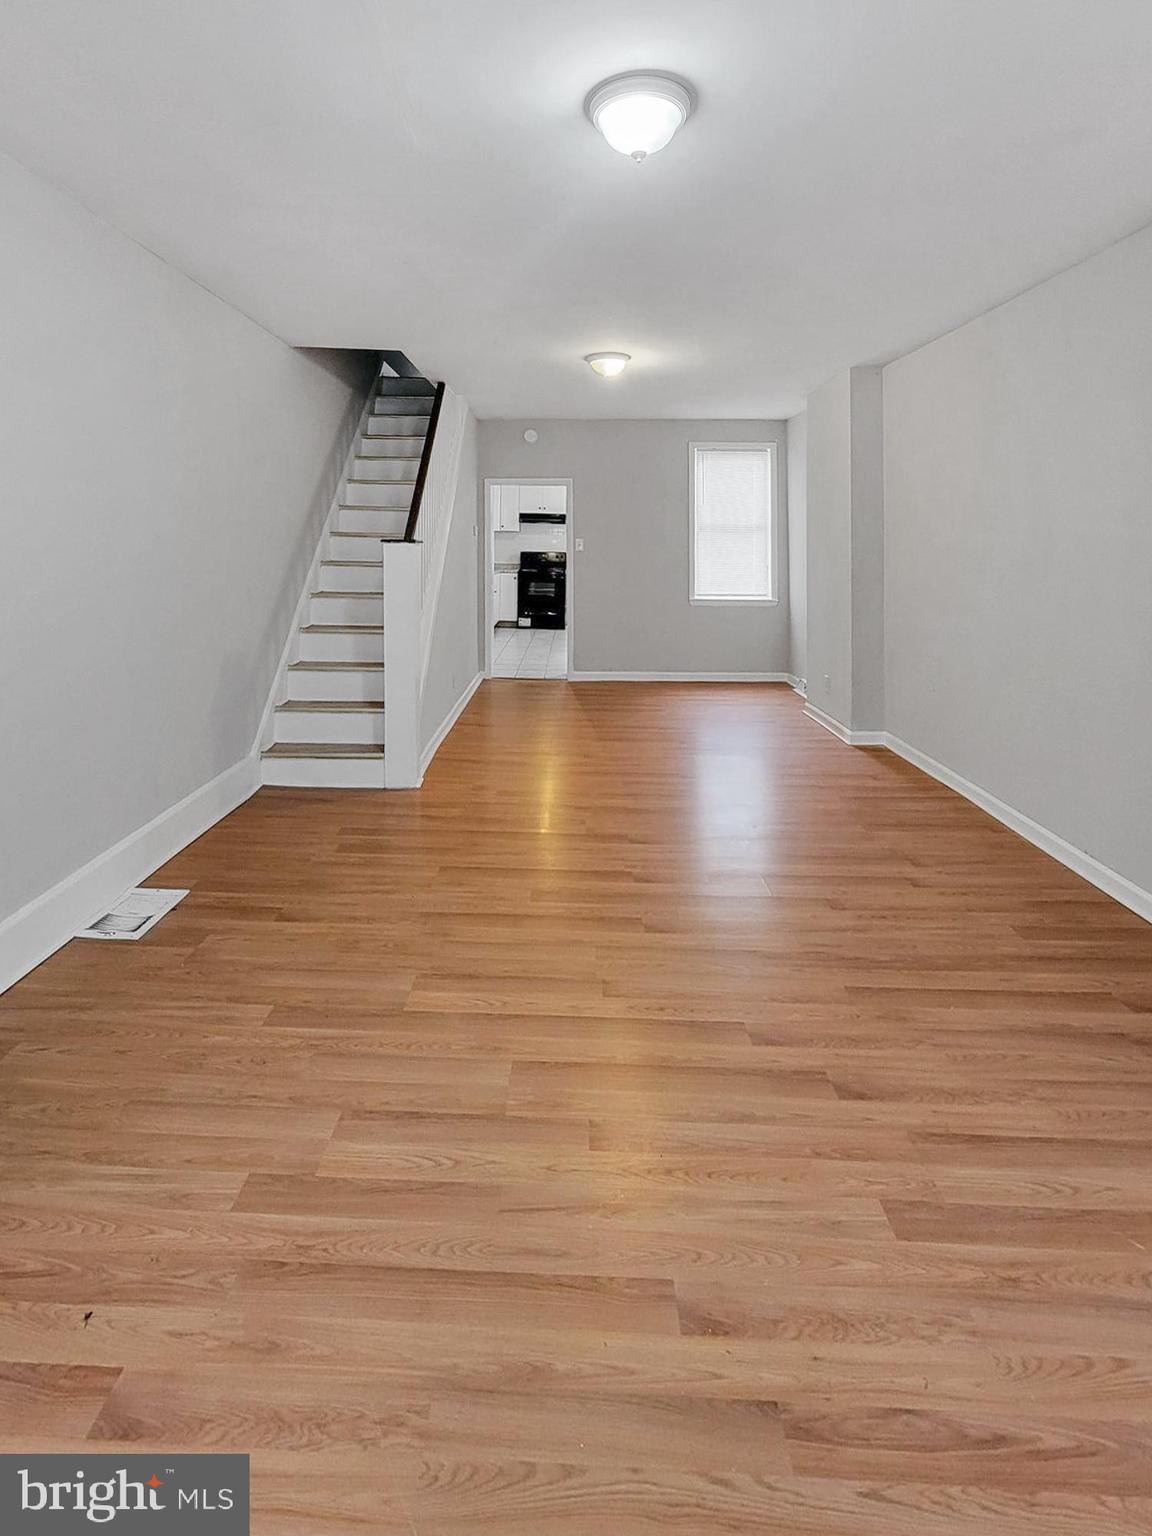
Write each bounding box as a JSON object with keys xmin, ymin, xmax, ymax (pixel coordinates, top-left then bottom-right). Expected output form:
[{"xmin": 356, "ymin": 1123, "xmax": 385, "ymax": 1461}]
[{"xmin": 574, "ymin": 538, "xmax": 585, "ymax": 552}]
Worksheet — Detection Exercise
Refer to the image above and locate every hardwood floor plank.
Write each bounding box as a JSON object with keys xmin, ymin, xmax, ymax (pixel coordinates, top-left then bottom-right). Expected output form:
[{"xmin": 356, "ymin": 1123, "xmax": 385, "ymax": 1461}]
[
  {"xmin": 6, "ymin": 1302, "xmax": 1152, "ymax": 1419},
  {"xmin": 884, "ymin": 1202, "xmax": 1152, "ymax": 1252},
  {"xmin": 318, "ymin": 1141, "xmax": 1152, "ymax": 1210},
  {"xmin": 0, "ymin": 1361, "xmax": 121, "ymax": 1438},
  {"xmin": 88, "ymin": 1366, "xmax": 432, "ymax": 1452},
  {"xmin": 235, "ymin": 1262, "xmax": 682, "ymax": 1336},
  {"xmin": 0, "ymin": 1130, "xmax": 329, "ymax": 1174},
  {"xmin": 410, "ymin": 1388, "xmax": 790, "ymax": 1472},
  {"xmin": 389, "ymin": 1453, "xmax": 1152, "ymax": 1535},
  {"xmin": 234, "ymin": 1171, "xmax": 889, "ymax": 1237},
  {"xmin": 779, "ymin": 1404, "xmax": 1152, "ymax": 1494}
]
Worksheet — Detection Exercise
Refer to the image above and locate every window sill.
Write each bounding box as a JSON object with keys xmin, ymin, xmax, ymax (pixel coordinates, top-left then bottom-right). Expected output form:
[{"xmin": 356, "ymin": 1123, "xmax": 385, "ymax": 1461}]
[{"xmin": 690, "ymin": 597, "xmax": 778, "ymax": 607}]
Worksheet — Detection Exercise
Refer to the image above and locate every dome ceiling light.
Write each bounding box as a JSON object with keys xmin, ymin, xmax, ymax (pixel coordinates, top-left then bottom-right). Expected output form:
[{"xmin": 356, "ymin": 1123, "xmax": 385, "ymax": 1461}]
[
  {"xmin": 584, "ymin": 352, "xmax": 631, "ymax": 378},
  {"xmin": 584, "ymin": 72, "xmax": 695, "ymax": 162}
]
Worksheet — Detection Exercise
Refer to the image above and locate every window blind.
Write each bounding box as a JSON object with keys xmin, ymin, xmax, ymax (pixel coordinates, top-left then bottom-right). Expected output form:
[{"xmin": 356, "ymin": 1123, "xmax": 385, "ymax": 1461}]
[{"xmin": 692, "ymin": 446, "xmax": 772, "ymax": 600}]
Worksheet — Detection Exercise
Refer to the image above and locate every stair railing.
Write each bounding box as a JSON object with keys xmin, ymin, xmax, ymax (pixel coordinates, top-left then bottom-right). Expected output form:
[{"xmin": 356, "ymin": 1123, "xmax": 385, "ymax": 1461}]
[{"xmin": 403, "ymin": 381, "xmax": 446, "ymax": 542}]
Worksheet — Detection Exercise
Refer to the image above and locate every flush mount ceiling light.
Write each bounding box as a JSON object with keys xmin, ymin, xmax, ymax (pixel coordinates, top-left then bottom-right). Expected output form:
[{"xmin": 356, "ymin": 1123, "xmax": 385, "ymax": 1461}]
[
  {"xmin": 585, "ymin": 71, "xmax": 695, "ymax": 161},
  {"xmin": 584, "ymin": 352, "xmax": 631, "ymax": 378}
]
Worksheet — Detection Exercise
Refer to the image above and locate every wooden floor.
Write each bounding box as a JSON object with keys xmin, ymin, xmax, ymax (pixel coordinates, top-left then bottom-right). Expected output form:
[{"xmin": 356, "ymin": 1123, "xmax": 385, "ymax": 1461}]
[{"xmin": 2, "ymin": 681, "xmax": 1152, "ymax": 1533}]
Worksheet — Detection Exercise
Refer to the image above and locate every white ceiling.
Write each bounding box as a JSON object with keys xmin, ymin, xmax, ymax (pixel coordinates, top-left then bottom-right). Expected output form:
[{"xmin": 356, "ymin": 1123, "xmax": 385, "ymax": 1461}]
[{"xmin": 2, "ymin": 0, "xmax": 1152, "ymax": 419}]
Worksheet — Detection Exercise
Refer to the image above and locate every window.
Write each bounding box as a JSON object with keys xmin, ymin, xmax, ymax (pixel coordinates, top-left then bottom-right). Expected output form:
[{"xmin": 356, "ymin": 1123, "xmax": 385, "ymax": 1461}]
[{"xmin": 690, "ymin": 442, "xmax": 775, "ymax": 603}]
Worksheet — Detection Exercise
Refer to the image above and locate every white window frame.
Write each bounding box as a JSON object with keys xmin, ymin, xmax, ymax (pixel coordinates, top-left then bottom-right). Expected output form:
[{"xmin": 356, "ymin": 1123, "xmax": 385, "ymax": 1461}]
[{"xmin": 688, "ymin": 440, "xmax": 778, "ymax": 606}]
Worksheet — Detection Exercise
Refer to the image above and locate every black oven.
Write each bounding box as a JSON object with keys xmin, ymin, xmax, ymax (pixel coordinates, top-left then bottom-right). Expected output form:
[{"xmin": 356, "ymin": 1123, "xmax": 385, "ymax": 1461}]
[{"xmin": 518, "ymin": 551, "xmax": 566, "ymax": 629}]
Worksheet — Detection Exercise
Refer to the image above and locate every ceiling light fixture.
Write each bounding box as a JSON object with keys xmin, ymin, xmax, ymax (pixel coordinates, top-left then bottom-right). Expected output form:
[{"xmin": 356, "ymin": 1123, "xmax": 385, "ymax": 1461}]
[
  {"xmin": 585, "ymin": 71, "xmax": 695, "ymax": 161},
  {"xmin": 585, "ymin": 352, "xmax": 631, "ymax": 378}
]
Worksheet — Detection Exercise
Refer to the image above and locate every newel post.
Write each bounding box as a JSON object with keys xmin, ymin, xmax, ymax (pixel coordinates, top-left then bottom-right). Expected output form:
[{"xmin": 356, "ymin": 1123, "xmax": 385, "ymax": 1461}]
[{"xmin": 380, "ymin": 540, "xmax": 423, "ymax": 788}]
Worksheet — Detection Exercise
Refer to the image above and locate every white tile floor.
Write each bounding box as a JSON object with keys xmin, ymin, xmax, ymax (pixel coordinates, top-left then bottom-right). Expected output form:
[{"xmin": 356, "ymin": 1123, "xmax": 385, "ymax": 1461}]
[{"xmin": 492, "ymin": 625, "xmax": 568, "ymax": 679}]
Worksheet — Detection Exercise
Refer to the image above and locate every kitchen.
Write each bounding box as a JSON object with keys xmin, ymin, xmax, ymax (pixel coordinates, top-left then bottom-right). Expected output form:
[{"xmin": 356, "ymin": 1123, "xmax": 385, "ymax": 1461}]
[{"xmin": 486, "ymin": 480, "xmax": 570, "ymax": 679}]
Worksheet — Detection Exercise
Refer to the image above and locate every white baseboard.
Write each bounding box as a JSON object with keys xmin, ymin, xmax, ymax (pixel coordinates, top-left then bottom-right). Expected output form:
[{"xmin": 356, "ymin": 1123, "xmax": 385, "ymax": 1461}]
[
  {"xmin": 884, "ymin": 734, "xmax": 1152, "ymax": 926},
  {"xmin": 0, "ymin": 755, "xmax": 260, "ymax": 996},
  {"xmin": 808, "ymin": 705, "xmax": 1151, "ymax": 923},
  {"xmin": 803, "ymin": 702, "xmax": 885, "ymax": 746},
  {"xmin": 568, "ymin": 671, "xmax": 795, "ymax": 683},
  {"xmin": 419, "ymin": 672, "xmax": 483, "ymax": 780}
]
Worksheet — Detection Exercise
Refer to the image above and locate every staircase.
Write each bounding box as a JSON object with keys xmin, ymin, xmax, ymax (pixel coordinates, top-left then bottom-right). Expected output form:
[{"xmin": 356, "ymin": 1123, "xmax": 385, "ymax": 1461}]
[{"xmin": 260, "ymin": 367, "xmax": 440, "ymax": 788}]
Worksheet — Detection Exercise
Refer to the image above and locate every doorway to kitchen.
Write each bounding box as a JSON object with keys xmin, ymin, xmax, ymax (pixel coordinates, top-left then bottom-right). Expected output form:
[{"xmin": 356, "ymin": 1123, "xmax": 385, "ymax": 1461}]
[{"xmin": 483, "ymin": 478, "xmax": 573, "ymax": 680}]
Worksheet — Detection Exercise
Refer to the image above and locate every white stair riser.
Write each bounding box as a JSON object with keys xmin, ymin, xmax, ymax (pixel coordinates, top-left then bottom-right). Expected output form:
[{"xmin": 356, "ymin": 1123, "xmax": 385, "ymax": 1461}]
[
  {"xmin": 310, "ymin": 592, "xmax": 382, "ymax": 626},
  {"xmin": 377, "ymin": 382, "xmax": 435, "ymax": 399},
  {"xmin": 286, "ymin": 667, "xmax": 383, "ymax": 703},
  {"xmin": 352, "ymin": 456, "xmax": 419, "ymax": 482},
  {"xmin": 261, "ymin": 755, "xmax": 386, "ymax": 789},
  {"xmin": 298, "ymin": 629, "xmax": 381, "ymax": 663},
  {"xmin": 358, "ymin": 435, "xmax": 425, "ymax": 457},
  {"xmin": 327, "ymin": 532, "xmax": 386, "ymax": 560},
  {"xmin": 319, "ymin": 562, "xmax": 384, "ymax": 593},
  {"xmin": 337, "ymin": 507, "xmax": 408, "ymax": 537},
  {"xmin": 343, "ymin": 481, "xmax": 412, "ymax": 508},
  {"xmin": 274, "ymin": 708, "xmax": 385, "ymax": 746},
  {"xmin": 373, "ymin": 397, "xmax": 433, "ymax": 416},
  {"xmin": 366, "ymin": 414, "xmax": 432, "ymax": 435}
]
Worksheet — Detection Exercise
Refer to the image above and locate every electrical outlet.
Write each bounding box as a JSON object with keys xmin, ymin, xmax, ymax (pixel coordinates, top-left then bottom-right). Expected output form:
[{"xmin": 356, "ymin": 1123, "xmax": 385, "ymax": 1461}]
[{"xmin": 823, "ymin": 674, "xmax": 831, "ymax": 692}]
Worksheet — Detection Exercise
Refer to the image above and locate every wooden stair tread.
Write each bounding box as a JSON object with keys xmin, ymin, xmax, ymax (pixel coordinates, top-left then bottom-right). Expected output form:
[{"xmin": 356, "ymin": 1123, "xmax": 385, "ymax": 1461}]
[
  {"xmin": 287, "ymin": 661, "xmax": 384, "ymax": 670},
  {"xmin": 277, "ymin": 700, "xmax": 384, "ymax": 712},
  {"xmin": 301, "ymin": 623, "xmax": 383, "ymax": 634},
  {"xmin": 327, "ymin": 533, "xmax": 414, "ymax": 544},
  {"xmin": 262, "ymin": 743, "xmax": 384, "ymax": 759}
]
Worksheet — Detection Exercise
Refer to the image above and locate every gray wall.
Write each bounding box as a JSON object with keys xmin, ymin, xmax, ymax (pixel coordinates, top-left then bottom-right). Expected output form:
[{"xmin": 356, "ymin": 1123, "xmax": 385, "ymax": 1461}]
[
  {"xmin": 420, "ymin": 411, "xmax": 482, "ymax": 751},
  {"xmin": 805, "ymin": 368, "xmax": 884, "ymax": 731},
  {"xmin": 785, "ymin": 411, "xmax": 807, "ymax": 686},
  {"xmin": 884, "ymin": 220, "xmax": 1152, "ymax": 894},
  {"xmin": 0, "ymin": 148, "xmax": 376, "ymax": 925},
  {"xmin": 850, "ymin": 368, "xmax": 884, "ymax": 732},
  {"xmin": 805, "ymin": 373, "xmax": 853, "ymax": 721},
  {"xmin": 477, "ymin": 419, "xmax": 790, "ymax": 676}
]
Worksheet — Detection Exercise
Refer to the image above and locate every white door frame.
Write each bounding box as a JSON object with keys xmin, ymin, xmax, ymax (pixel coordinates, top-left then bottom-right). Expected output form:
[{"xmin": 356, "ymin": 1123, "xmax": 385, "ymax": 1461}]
[{"xmin": 482, "ymin": 477, "xmax": 575, "ymax": 679}]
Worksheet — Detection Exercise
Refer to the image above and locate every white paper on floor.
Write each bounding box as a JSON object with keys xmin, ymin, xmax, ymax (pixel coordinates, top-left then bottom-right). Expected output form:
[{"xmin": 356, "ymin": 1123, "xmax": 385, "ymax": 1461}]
[{"xmin": 75, "ymin": 887, "xmax": 189, "ymax": 941}]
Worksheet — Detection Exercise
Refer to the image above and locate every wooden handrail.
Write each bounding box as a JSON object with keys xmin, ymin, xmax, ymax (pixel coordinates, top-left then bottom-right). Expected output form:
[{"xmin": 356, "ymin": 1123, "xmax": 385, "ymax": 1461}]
[{"xmin": 403, "ymin": 380, "xmax": 446, "ymax": 542}]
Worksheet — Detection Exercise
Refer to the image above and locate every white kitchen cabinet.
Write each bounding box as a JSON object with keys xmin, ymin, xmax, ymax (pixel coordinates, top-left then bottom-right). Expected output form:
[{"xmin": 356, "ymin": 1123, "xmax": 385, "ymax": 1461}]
[
  {"xmin": 495, "ymin": 485, "xmax": 521, "ymax": 532},
  {"xmin": 518, "ymin": 484, "xmax": 566, "ymax": 515},
  {"xmin": 497, "ymin": 571, "xmax": 518, "ymax": 622}
]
